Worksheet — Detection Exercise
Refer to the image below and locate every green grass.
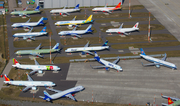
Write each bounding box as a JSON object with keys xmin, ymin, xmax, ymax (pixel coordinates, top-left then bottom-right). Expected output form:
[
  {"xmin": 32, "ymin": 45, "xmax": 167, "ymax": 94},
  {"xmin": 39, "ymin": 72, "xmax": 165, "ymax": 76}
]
[
  {"xmin": 111, "ymin": 41, "xmax": 180, "ymax": 49},
  {"xmin": 96, "ymin": 17, "xmax": 156, "ymax": 23},
  {"xmin": 56, "ymin": 26, "xmax": 97, "ymax": 33},
  {"xmin": 13, "ymin": 39, "xmax": 56, "ymax": 48},
  {"xmin": 100, "ymin": 24, "xmax": 165, "ymax": 32},
  {"xmin": 60, "ymin": 37, "xmax": 102, "ymax": 45},
  {"xmin": 93, "ymin": 12, "xmax": 153, "ymax": 19},
  {"xmin": 11, "ymin": 28, "xmax": 52, "ymax": 35},
  {"xmin": 106, "ymin": 34, "xmax": 176, "ymax": 43}
]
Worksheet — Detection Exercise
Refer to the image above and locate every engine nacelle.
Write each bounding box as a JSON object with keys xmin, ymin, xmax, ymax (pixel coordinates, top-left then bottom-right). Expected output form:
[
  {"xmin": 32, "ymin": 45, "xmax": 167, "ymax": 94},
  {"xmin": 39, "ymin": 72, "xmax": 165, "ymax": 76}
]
[
  {"xmin": 38, "ymin": 70, "xmax": 43, "ymax": 74},
  {"xmin": 69, "ymin": 24, "xmax": 73, "ymax": 27},
  {"xmin": 155, "ymin": 64, "xmax": 160, "ymax": 68},
  {"xmin": 32, "ymin": 87, "xmax": 37, "ymax": 90}
]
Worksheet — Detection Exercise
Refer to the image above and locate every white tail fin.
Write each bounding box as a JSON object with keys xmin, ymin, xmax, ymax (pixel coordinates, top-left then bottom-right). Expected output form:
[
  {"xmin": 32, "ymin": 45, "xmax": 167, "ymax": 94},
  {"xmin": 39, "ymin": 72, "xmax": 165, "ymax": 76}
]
[{"xmin": 133, "ymin": 22, "xmax": 139, "ymax": 28}]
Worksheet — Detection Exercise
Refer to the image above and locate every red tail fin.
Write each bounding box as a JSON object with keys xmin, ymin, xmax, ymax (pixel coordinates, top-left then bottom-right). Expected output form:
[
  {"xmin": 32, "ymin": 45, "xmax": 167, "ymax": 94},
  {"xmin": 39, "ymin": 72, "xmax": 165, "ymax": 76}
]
[
  {"xmin": 4, "ymin": 74, "xmax": 11, "ymax": 81},
  {"xmin": 115, "ymin": 2, "xmax": 121, "ymax": 9},
  {"xmin": 13, "ymin": 58, "xmax": 19, "ymax": 65},
  {"xmin": 168, "ymin": 97, "xmax": 174, "ymax": 105}
]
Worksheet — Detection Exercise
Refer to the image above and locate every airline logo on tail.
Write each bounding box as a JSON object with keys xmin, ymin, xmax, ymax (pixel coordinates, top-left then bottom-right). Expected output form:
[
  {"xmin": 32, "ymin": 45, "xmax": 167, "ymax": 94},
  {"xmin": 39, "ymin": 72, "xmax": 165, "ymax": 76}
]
[
  {"xmin": 114, "ymin": 2, "xmax": 122, "ymax": 10},
  {"xmin": 133, "ymin": 22, "xmax": 139, "ymax": 28},
  {"xmin": 4, "ymin": 74, "xmax": 11, "ymax": 81},
  {"xmin": 85, "ymin": 15, "xmax": 93, "ymax": 23},
  {"xmin": 168, "ymin": 97, "xmax": 174, "ymax": 105},
  {"xmin": 13, "ymin": 58, "xmax": 20, "ymax": 65},
  {"xmin": 74, "ymin": 4, "xmax": 80, "ymax": 9}
]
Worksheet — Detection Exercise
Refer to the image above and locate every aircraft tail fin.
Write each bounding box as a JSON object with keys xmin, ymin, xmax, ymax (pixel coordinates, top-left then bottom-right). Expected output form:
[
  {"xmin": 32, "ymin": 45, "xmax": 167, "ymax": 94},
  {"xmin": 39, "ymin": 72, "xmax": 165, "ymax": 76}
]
[
  {"xmin": 85, "ymin": 25, "xmax": 92, "ymax": 33},
  {"xmin": 133, "ymin": 22, "xmax": 139, "ymax": 28},
  {"xmin": 102, "ymin": 40, "xmax": 108, "ymax": 46},
  {"xmin": 37, "ymin": 17, "xmax": 47, "ymax": 25},
  {"xmin": 13, "ymin": 58, "xmax": 20, "ymax": 65},
  {"xmin": 114, "ymin": 2, "xmax": 121, "ymax": 9},
  {"xmin": 40, "ymin": 26, "xmax": 46, "ymax": 32},
  {"xmin": 85, "ymin": 15, "xmax": 93, "ymax": 23},
  {"xmin": 140, "ymin": 48, "xmax": 146, "ymax": 55},
  {"xmin": 52, "ymin": 43, "xmax": 59, "ymax": 50},
  {"xmin": 74, "ymin": 4, "xmax": 80, "ymax": 9},
  {"xmin": 168, "ymin": 97, "xmax": 174, "ymax": 105},
  {"xmin": 34, "ymin": 6, "xmax": 40, "ymax": 11},
  {"xmin": 3, "ymin": 74, "xmax": 12, "ymax": 81},
  {"xmin": 43, "ymin": 90, "xmax": 52, "ymax": 101},
  {"xmin": 94, "ymin": 51, "xmax": 100, "ymax": 61}
]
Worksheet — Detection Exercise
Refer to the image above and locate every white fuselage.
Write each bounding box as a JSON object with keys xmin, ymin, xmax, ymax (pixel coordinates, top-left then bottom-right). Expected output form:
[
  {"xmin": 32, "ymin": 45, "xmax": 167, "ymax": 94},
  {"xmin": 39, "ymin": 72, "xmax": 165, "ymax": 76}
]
[
  {"xmin": 140, "ymin": 54, "xmax": 177, "ymax": 69},
  {"xmin": 50, "ymin": 9, "xmax": 80, "ymax": 14},
  {"xmin": 65, "ymin": 46, "xmax": 109, "ymax": 52},
  {"xmin": 55, "ymin": 20, "xmax": 87, "ymax": 26},
  {"xmin": 13, "ymin": 32, "xmax": 47, "ymax": 38},
  {"xmin": 58, "ymin": 30, "xmax": 86, "ymax": 35},
  {"xmin": 49, "ymin": 86, "xmax": 84, "ymax": 99},
  {"xmin": 99, "ymin": 58, "xmax": 122, "ymax": 71},
  {"xmin": 4, "ymin": 81, "xmax": 55, "ymax": 87},
  {"xmin": 106, "ymin": 27, "xmax": 139, "ymax": 33},
  {"xmin": 11, "ymin": 22, "xmax": 38, "ymax": 28},
  {"xmin": 12, "ymin": 64, "xmax": 60, "ymax": 71},
  {"xmin": 92, "ymin": 7, "xmax": 115, "ymax": 12}
]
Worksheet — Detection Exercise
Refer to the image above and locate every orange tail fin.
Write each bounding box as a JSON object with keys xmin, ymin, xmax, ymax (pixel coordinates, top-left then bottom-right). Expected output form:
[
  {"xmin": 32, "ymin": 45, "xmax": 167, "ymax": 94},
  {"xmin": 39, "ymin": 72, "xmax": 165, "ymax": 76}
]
[
  {"xmin": 13, "ymin": 58, "xmax": 19, "ymax": 65},
  {"xmin": 115, "ymin": 2, "xmax": 121, "ymax": 9},
  {"xmin": 4, "ymin": 74, "xmax": 11, "ymax": 81},
  {"xmin": 168, "ymin": 97, "xmax": 174, "ymax": 105}
]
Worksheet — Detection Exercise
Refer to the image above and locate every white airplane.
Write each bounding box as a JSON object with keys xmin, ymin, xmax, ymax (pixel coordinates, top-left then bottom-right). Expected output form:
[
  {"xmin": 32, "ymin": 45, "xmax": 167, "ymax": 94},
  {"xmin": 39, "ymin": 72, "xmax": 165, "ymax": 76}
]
[
  {"xmin": 106, "ymin": 22, "xmax": 139, "ymax": 35},
  {"xmin": 12, "ymin": 58, "xmax": 60, "ymax": 75},
  {"xmin": 54, "ymin": 15, "xmax": 93, "ymax": 27},
  {"xmin": 65, "ymin": 40, "xmax": 109, "ymax": 55},
  {"xmin": 11, "ymin": 17, "xmax": 47, "ymax": 29},
  {"xmin": 12, "ymin": 26, "xmax": 47, "ymax": 40},
  {"xmin": 91, "ymin": 51, "xmax": 123, "ymax": 72},
  {"xmin": 140, "ymin": 48, "xmax": 177, "ymax": 69},
  {"xmin": 50, "ymin": 4, "xmax": 80, "ymax": 15},
  {"xmin": 161, "ymin": 93, "xmax": 180, "ymax": 106},
  {"xmin": 3, "ymin": 74, "xmax": 56, "ymax": 92},
  {"xmin": 58, "ymin": 24, "xmax": 93, "ymax": 38},
  {"xmin": 39, "ymin": 86, "xmax": 84, "ymax": 102},
  {"xmin": 92, "ymin": 2, "xmax": 121, "ymax": 13}
]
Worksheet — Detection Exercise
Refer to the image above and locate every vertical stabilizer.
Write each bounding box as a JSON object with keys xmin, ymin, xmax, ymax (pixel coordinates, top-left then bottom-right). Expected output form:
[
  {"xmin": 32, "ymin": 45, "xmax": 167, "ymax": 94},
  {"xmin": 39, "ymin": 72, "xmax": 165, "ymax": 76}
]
[
  {"xmin": 114, "ymin": 2, "xmax": 121, "ymax": 9},
  {"xmin": 168, "ymin": 97, "xmax": 174, "ymax": 105},
  {"xmin": 40, "ymin": 26, "xmax": 46, "ymax": 32},
  {"xmin": 34, "ymin": 6, "xmax": 40, "ymax": 11},
  {"xmin": 94, "ymin": 51, "xmax": 100, "ymax": 61},
  {"xmin": 85, "ymin": 15, "xmax": 93, "ymax": 23},
  {"xmin": 52, "ymin": 43, "xmax": 59, "ymax": 50},
  {"xmin": 85, "ymin": 25, "xmax": 92, "ymax": 33},
  {"xmin": 37, "ymin": 17, "xmax": 45, "ymax": 25},
  {"xmin": 74, "ymin": 4, "xmax": 80, "ymax": 9},
  {"xmin": 133, "ymin": 22, "xmax": 139, "ymax": 28},
  {"xmin": 13, "ymin": 58, "xmax": 20, "ymax": 65},
  {"xmin": 43, "ymin": 90, "xmax": 52, "ymax": 101},
  {"xmin": 3, "ymin": 74, "xmax": 12, "ymax": 81},
  {"xmin": 140, "ymin": 48, "xmax": 146, "ymax": 55},
  {"xmin": 102, "ymin": 40, "xmax": 108, "ymax": 46}
]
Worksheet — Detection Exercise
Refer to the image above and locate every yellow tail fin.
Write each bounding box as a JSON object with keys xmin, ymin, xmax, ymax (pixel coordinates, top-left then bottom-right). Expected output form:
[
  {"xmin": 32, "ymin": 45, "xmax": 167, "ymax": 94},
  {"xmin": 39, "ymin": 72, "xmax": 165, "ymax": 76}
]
[{"xmin": 85, "ymin": 15, "xmax": 93, "ymax": 23}]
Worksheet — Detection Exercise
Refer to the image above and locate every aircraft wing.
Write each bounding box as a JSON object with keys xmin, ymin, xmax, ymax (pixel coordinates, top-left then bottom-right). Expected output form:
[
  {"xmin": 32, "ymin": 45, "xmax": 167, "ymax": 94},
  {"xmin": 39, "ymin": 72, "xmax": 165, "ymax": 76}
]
[
  {"xmin": 112, "ymin": 56, "xmax": 120, "ymax": 64},
  {"xmin": 26, "ymin": 18, "xmax": 31, "ymax": 23},
  {"xmin": 63, "ymin": 5, "xmax": 67, "ymax": 9},
  {"xmin": 31, "ymin": 53, "xmax": 44, "ymax": 58},
  {"xmin": 161, "ymin": 53, "xmax": 167, "ymax": 61},
  {"xmin": 65, "ymin": 94, "xmax": 77, "ymax": 101},
  {"xmin": 72, "ymin": 16, "xmax": 77, "ymax": 21},
  {"xmin": 141, "ymin": 62, "xmax": 156, "ymax": 67},
  {"xmin": 35, "ymin": 43, "xmax": 41, "ymax": 50},
  {"xmin": 72, "ymin": 27, "xmax": 77, "ymax": 31},
  {"xmin": 82, "ymin": 51, "xmax": 94, "ymax": 55},
  {"xmin": 26, "ymin": 74, "xmax": 33, "ymax": 81},
  {"xmin": 23, "ymin": 25, "xmax": 31, "ymax": 29},
  {"xmin": 22, "ymin": 86, "xmax": 32, "ymax": 92},
  {"xmin": 119, "ymin": 23, "xmax": 123, "ymax": 29},
  {"xmin": 24, "ymin": 6, "xmax": 28, "ymax": 11},
  {"xmin": 34, "ymin": 58, "xmax": 40, "ymax": 65},
  {"xmin": 161, "ymin": 93, "xmax": 180, "ymax": 101},
  {"xmin": 90, "ymin": 65, "xmax": 108, "ymax": 69},
  {"xmin": 28, "ymin": 27, "xmax": 33, "ymax": 33},
  {"xmin": 70, "ymin": 34, "xmax": 81, "ymax": 38},
  {"xmin": 29, "ymin": 70, "xmax": 38, "ymax": 75},
  {"xmin": 46, "ymin": 87, "xmax": 62, "ymax": 93}
]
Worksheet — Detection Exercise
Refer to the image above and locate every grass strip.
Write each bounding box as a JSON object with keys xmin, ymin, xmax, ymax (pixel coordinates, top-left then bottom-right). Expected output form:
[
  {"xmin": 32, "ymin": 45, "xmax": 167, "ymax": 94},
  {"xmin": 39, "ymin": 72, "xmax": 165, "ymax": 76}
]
[
  {"xmin": 60, "ymin": 37, "xmax": 102, "ymax": 45},
  {"xmin": 106, "ymin": 34, "xmax": 176, "ymax": 43},
  {"xmin": 13, "ymin": 39, "xmax": 56, "ymax": 48},
  {"xmin": 100, "ymin": 24, "xmax": 165, "ymax": 32},
  {"xmin": 111, "ymin": 41, "xmax": 180, "ymax": 49}
]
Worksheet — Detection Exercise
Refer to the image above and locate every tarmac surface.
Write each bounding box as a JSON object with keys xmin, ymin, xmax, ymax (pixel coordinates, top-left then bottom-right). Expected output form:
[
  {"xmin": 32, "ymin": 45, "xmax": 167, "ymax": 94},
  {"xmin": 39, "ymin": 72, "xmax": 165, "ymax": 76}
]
[{"xmin": 67, "ymin": 57, "xmax": 180, "ymax": 105}]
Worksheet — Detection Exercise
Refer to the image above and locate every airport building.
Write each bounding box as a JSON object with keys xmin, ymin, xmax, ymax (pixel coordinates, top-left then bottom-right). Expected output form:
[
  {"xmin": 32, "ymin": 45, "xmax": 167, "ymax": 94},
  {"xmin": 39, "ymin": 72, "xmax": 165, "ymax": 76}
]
[{"xmin": 35, "ymin": 0, "xmax": 123, "ymax": 8}]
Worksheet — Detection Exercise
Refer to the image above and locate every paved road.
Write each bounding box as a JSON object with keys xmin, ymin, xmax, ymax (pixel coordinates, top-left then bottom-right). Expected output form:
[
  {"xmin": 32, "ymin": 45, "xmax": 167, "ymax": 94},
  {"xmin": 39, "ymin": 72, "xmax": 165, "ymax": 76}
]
[{"xmin": 138, "ymin": 0, "xmax": 180, "ymax": 42}]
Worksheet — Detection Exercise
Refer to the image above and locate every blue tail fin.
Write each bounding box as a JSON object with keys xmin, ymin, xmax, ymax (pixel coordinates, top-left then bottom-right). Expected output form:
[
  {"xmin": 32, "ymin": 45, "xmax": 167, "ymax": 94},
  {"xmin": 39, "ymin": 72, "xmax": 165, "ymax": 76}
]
[
  {"xmin": 34, "ymin": 6, "xmax": 40, "ymax": 11},
  {"xmin": 85, "ymin": 25, "xmax": 92, "ymax": 33},
  {"xmin": 37, "ymin": 17, "xmax": 44, "ymax": 25},
  {"xmin": 94, "ymin": 51, "xmax": 100, "ymax": 61},
  {"xmin": 74, "ymin": 4, "xmax": 79, "ymax": 9},
  {"xmin": 52, "ymin": 43, "xmax": 59, "ymax": 50},
  {"xmin": 43, "ymin": 90, "xmax": 52, "ymax": 101},
  {"xmin": 40, "ymin": 26, "xmax": 46, "ymax": 32},
  {"xmin": 102, "ymin": 40, "xmax": 108, "ymax": 46},
  {"xmin": 140, "ymin": 48, "xmax": 146, "ymax": 55}
]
